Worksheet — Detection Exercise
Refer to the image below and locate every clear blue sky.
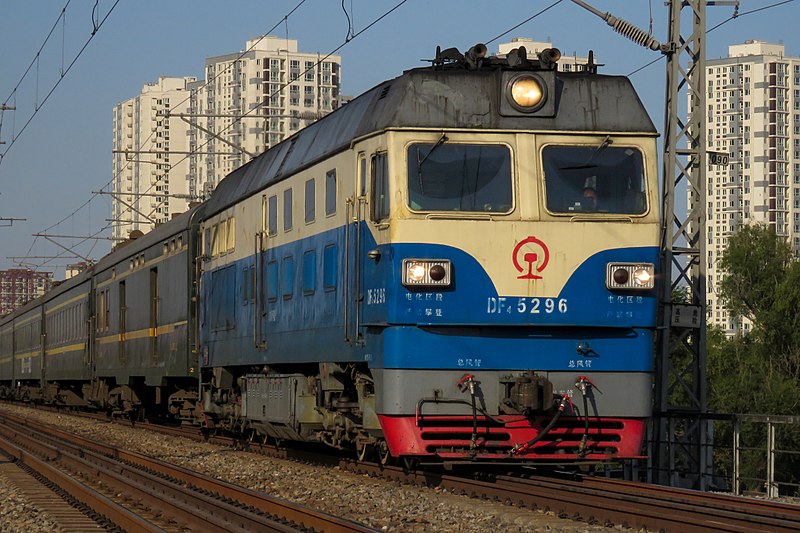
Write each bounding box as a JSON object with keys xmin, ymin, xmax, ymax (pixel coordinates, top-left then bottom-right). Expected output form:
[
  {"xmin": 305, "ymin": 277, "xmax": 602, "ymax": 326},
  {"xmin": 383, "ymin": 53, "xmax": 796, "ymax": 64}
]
[{"xmin": 0, "ymin": 0, "xmax": 797, "ymax": 277}]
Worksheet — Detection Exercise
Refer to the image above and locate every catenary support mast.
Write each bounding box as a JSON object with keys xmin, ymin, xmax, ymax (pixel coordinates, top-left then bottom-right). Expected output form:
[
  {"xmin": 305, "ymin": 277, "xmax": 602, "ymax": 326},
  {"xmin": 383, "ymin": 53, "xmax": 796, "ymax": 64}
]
[{"xmin": 572, "ymin": 0, "xmax": 738, "ymax": 490}]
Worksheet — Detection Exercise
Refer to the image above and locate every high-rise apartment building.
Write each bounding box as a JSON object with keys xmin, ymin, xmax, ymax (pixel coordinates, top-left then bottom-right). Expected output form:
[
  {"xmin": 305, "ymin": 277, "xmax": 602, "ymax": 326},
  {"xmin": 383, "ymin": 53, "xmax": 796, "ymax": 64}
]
[
  {"xmin": 112, "ymin": 76, "xmax": 199, "ymax": 241},
  {"xmin": 199, "ymin": 35, "xmax": 342, "ymax": 190},
  {"xmin": 0, "ymin": 269, "xmax": 53, "ymax": 316},
  {"xmin": 700, "ymin": 41, "xmax": 800, "ymax": 334}
]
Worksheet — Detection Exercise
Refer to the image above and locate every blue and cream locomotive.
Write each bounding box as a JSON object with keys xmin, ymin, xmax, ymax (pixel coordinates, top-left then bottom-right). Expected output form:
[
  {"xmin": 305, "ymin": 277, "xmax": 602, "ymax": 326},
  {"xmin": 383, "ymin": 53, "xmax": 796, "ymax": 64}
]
[{"xmin": 0, "ymin": 43, "xmax": 659, "ymax": 463}]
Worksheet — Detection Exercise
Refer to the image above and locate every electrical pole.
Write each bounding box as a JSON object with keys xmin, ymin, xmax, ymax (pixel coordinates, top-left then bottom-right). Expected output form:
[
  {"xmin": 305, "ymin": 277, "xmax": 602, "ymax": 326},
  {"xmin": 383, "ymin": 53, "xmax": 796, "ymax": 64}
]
[{"xmin": 573, "ymin": 0, "xmax": 738, "ymax": 490}]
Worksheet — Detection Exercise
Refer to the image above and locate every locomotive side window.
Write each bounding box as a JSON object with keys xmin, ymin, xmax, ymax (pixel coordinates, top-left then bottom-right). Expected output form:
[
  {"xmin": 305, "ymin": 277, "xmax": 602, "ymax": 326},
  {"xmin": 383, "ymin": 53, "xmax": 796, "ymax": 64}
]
[
  {"xmin": 283, "ymin": 188, "xmax": 293, "ymax": 231},
  {"xmin": 371, "ymin": 153, "xmax": 389, "ymax": 222},
  {"xmin": 267, "ymin": 261, "xmax": 278, "ymax": 302},
  {"xmin": 305, "ymin": 178, "xmax": 315, "ymax": 223},
  {"xmin": 282, "ymin": 256, "xmax": 295, "ymax": 300},
  {"xmin": 268, "ymin": 195, "xmax": 277, "ymax": 236},
  {"xmin": 323, "ymin": 244, "xmax": 337, "ymax": 290},
  {"xmin": 226, "ymin": 218, "xmax": 235, "ymax": 252},
  {"xmin": 303, "ymin": 250, "xmax": 316, "ymax": 295},
  {"xmin": 325, "ymin": 169, "xmax": 336, "ymax": 216},
  {"xmin": 407, "ymin": 143, "xmax": 512, "ymax": 213},
  {"xmin": 542, "ymin": 145, "xmax": 647, "ymax": 215}
]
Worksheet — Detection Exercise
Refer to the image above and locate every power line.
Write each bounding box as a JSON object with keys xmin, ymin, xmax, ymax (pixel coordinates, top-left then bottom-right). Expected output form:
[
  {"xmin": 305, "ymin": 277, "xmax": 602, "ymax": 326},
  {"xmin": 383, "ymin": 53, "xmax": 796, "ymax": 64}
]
[
  {"xmin": 627, "ymin": 0, "xmax": 796, "ymax": 77},
  {"xmin": 0, "ymin": 1, "xmax": 122, "ymax": 166},
  {"xmin": 15, "ymin": 0, "xmax": 314, "ymax": 268},
  {"xmin": 484, "ymin": 0, "xmax": 565, "ymax": 46},
  {"xmin": 0, "ymin": 1, "xmax": 71, "ymax": 143},
  {"xmin": 117, "ymin": 0, "xmax": 413, "ymax": 227},
  {"xmin": 14, "ymin": 0, "xmax": 318, "ymax": 266}
]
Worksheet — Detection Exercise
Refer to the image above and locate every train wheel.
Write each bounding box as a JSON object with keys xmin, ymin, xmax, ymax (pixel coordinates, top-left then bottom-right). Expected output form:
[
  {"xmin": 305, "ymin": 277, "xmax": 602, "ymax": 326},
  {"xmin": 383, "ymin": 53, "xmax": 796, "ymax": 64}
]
[
  {"xmin": 378, "ymin": 441, "xmax": 391, "ymax": 465},
  {"xmin": 403, "ymin": 457, "xmax": 419, "ymax": 472},
  {"xmin": 357, "ymin": 443, "xmax": 373, "ymax": 462}
]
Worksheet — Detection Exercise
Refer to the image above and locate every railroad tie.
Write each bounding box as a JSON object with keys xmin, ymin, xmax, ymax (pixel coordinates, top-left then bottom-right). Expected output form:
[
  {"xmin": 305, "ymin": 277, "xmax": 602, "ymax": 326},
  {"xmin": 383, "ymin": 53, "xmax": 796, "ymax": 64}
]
[{"xmin": 0, "ymin": 460, "xmax": 106, "ymax": 532}]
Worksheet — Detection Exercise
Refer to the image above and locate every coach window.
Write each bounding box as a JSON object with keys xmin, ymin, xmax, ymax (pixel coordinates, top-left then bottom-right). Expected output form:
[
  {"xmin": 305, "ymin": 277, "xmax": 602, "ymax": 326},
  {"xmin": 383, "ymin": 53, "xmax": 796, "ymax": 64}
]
[
  {"xmin": 371, "ymin": 153, "xmax": 389, "ymax": 222},
  {"xmin": 542, "ymin": 144, "xmax": 647, "ymax": 215},
  {"xmin": 305, "ymin": 178, "xmax": 316, "ymax": 223},
  {"xmin": 325, "ymin": 169, "xmax": 336, "ymax": 215},
  {"xmin": 407, "ymin": 143, "xmax": 512, "ymax": 213},
  {"xmin": 284, "ymin": 188, "xmax": 293, "ymax": 231},
  {"xmin": 268, "ymin": 195, "xmax": 278, "ymax": 236}
]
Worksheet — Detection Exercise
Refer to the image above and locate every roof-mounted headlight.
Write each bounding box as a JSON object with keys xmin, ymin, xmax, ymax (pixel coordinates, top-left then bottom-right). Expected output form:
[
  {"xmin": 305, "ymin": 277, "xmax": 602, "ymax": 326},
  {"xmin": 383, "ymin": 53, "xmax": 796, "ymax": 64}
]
[
  {"xmin": 402, "ymin": 259, "xmax": 451, "ymax": 287},
  {"xmin": 606, "ymin": 263, "xmax": 655, "ymax": 290},
  {"xmin": 506, "ymin": 74, "xmax": 547, "ymax": 113},
  {"xmin": 510, "ymin": 76, "xmax": 545, "ymax": 109}
]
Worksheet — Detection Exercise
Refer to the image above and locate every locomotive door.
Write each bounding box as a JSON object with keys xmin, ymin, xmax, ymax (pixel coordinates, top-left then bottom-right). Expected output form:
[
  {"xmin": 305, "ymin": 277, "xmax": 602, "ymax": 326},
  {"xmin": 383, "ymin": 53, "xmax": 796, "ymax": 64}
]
[
  {"xmin": 254, "ymin": 195, "xmax": 271, "ymax": 350},
  {"xmin": 351, "ymin": 151, "xmax": 388, "ymax": 343},
  {"xmin": 347, "ymin": 153, "xmax": 369, "ymax": 344}
]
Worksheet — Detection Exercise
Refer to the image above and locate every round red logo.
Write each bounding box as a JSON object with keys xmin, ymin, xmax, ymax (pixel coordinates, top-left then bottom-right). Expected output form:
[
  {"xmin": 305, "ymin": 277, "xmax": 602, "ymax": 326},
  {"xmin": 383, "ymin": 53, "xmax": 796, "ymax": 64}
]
[{"xmin": 512, "ymin": 236, "xmax": 550, "ymax": 279}]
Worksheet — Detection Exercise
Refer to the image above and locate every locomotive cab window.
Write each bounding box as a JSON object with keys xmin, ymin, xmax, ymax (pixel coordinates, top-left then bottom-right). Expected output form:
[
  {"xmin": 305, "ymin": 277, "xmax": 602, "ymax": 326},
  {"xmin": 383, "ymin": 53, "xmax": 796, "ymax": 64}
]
[
  {"xmin": 542, "ymin": 144, "xmax": 647, "ymax": 215},
  {"xmin": 371, "ymin": 153, "xmax": 389, "ymax": 222},
  {"xmin": 407, "ymin": 143, "xmax": 512, "ymax": 213}
]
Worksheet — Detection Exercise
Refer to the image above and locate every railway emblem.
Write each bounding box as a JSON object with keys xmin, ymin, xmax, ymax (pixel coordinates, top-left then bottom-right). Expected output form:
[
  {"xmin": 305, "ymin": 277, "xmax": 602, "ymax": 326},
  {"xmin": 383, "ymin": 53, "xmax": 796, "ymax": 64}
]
[{"xmin": 512, "ymin": 236, "xmax": 550, "ymax": 279}]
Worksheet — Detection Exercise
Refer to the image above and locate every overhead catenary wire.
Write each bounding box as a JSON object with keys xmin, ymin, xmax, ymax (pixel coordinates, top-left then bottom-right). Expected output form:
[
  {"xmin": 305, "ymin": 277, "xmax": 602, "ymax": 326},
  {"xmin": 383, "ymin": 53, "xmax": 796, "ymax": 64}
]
[
  {"xmin": 18, "ymin": 0, "xmax": 413, "ymax": 271},
  {"xmin": 484, "ymin": 0, "xmax": 565, "ymax": 46},
  {"xmin": 117, "ymin": 0, "xmax": 412, "ymax": 227},
  {"xmin": 627, "ymin": 0, "xmax": 796, "ymax": 77},
  {"xmin": 16, "ymin": 0, "xmax": 313, "ymax": 270},
  {"xmin": 0, "ymin": 1, "xmax": 122, "ymax": 166},
  {"xmin": 0, "ymin": 0, "xmax": 72, "ymax": 142}
]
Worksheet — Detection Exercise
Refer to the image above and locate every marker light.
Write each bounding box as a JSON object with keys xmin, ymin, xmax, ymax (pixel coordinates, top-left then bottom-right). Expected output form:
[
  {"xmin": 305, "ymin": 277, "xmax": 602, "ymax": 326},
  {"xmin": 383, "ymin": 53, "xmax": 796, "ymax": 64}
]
[
  {"xmin": 606, "ymin": 263, "xmax": 655, "ymax": 290},
  {"xmin": 402, "ymin": 259, "xmax": 452, "ymax": 287},
  {"xmin": 508, "ymin": 75, "xmax": 546, "ymax": 112}
]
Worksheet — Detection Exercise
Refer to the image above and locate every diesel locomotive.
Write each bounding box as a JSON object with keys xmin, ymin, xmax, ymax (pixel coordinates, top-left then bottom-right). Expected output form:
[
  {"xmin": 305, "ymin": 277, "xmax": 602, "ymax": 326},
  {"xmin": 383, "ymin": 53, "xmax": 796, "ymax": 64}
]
[{"xmin": 0, "ymin": 43, "xmax": 660, "ymax": 464}]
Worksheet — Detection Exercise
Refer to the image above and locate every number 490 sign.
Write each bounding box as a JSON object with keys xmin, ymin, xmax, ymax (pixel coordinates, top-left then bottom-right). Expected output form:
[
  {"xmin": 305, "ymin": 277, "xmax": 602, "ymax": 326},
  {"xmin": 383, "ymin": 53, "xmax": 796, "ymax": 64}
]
[{"xmin": 708, "ymin": 151, "xmax": 729, "ymax": 166}]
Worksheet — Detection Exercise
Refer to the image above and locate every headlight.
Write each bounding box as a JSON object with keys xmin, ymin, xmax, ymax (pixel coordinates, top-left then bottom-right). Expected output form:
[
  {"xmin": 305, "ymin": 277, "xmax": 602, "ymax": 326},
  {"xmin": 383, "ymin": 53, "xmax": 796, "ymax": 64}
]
[
  {"xmin": 507, "ymin": 74, "xmax": 547, "ymax": 113},
  {"xmin": 606, "ymin": 263, "xmax": 655, "ymax": 290},
  {"xmin": 402, "ymin": 259, "xmax": 451, "ymax": 287}
]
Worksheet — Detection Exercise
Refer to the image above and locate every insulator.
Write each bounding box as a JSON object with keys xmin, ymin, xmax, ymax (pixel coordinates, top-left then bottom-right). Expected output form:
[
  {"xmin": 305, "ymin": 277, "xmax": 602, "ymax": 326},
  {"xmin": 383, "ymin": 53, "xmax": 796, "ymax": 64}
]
[{"xmin": 607, "ymin": 14, "xmax": 661, "ymax": 51}]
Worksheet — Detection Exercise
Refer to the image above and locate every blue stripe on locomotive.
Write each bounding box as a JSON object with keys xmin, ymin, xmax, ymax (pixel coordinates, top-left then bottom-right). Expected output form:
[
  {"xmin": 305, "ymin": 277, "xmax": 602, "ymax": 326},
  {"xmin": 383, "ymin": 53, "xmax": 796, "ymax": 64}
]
[{"xmin": 200, "ymin": 223, "xmax": 657, "ymax": 374}]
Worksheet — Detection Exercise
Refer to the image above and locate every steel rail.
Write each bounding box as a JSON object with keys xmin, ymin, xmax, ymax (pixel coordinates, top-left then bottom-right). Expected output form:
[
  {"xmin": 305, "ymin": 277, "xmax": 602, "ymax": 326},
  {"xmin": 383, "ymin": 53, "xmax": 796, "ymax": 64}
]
[
  {"xmin": 0, "ymin": 412, "xmax": 375, "ymax": 532},
  {"xmin": 0, "ymin": 428, "xmax": 165, "ymax": 532}
]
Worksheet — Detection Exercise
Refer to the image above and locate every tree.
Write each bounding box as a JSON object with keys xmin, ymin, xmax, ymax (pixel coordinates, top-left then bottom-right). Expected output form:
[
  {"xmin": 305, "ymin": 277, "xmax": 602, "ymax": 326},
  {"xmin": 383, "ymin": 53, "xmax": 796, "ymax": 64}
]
[
  {"xmin": 710, "ymin": 224, "xmax": 800, "ymax": 493},
  {"xmin": 717, "ymin": 224, "xmax": 792, "ymax": 327}
]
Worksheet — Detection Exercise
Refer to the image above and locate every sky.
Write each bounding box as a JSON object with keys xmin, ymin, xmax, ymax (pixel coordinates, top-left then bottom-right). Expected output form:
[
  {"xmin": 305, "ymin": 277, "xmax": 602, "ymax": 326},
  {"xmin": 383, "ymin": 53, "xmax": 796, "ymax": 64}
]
[{"xmin": 0, "ymin": 0, "xmax": 798, "ymax": 278}]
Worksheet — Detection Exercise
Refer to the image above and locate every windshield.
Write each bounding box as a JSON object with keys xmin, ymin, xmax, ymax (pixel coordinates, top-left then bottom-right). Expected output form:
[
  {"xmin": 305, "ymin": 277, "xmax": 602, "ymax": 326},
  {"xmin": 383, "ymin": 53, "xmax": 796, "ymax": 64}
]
[
  {"xmin": 407, "ymin": 143, "xmax": 512, "ymax": 213},
  {"xmin": 542, "ymin": 144, "xmax": 647, "ymax": 215}
]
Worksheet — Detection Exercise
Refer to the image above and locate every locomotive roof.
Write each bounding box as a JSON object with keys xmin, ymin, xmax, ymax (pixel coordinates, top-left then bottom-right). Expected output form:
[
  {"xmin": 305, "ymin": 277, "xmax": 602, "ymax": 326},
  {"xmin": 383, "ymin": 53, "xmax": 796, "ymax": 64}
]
[{"xmin": 204, "ymin": 62, "xmax": 656, "ymax": 218}]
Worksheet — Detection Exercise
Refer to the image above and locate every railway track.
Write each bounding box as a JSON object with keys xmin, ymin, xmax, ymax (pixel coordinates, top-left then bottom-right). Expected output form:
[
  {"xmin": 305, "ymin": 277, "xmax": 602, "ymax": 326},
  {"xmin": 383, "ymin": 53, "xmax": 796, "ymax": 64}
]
[
  {"xmin": 154, "ymin": 420, "xmax": 800, "ymax": 533},
  {"xmin": 0, "ymin": 411, "xmax": 375, "ymax": 532},
  {"xmin": 129, "ymin": 416, "xmax": 800, "ymax": 532},
  {"xmin": 7, "ymin": 404, "xmax": 800, "ymax": 532}
]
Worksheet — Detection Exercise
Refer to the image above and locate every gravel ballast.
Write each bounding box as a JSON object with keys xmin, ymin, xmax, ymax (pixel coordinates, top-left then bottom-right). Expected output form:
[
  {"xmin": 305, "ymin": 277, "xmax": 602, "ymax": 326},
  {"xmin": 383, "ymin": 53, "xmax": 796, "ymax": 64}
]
[{"xmin": 0, "ymin": 404, "xmax": 631, "ymax": 532}]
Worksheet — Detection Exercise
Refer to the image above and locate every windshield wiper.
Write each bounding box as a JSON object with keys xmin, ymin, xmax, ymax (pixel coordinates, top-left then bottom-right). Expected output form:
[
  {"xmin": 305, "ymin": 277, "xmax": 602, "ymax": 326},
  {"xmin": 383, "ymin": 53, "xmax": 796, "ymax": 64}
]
[
  {"xmin": 417, "ymin": 133, "xmax": 449, "ymax": 194},
  {"xmin": 559, "ymin": 136, "xmax": 613, "ymax": 170}
]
